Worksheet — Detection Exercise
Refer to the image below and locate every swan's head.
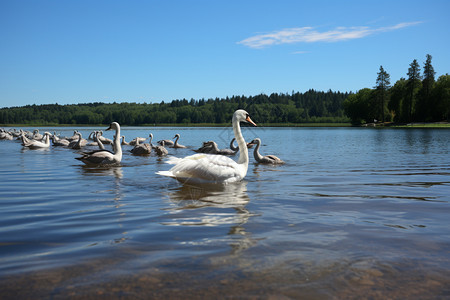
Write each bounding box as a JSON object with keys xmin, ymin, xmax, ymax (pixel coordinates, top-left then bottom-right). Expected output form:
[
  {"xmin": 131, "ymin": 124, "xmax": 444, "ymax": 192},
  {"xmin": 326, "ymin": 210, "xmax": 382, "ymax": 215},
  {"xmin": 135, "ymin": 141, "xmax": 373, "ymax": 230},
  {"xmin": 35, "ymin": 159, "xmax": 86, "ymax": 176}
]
[
  {"xmin": 173, "ymin": 133, "xmax": 180, "ymax": 139},
  {"xmin": 233, "ymin": 109, "xmax": 257, "ymax": 127},
  {"xmin": 251, "ymin": 138, "xmax": 261, "ymax": 147},
  {"xmin": 250, "ymin": 138, "xmax": 261, "ymax": 145},
  {"xmin": 106, "ymin": 122, "xmax": 120, "ymax": 131},
  {"xmin": 149, "ymin": 133, "xmax": 153, "ymax": 138}
]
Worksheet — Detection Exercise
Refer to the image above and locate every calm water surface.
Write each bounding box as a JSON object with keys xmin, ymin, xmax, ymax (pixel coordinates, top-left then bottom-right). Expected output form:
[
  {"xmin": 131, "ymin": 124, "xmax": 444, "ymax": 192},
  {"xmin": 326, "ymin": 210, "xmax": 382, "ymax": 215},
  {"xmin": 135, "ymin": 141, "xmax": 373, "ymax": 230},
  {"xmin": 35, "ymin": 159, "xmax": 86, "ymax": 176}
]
[{"xmin": 0, "ymin": 126, "xmax": 449, "ymax": 299}]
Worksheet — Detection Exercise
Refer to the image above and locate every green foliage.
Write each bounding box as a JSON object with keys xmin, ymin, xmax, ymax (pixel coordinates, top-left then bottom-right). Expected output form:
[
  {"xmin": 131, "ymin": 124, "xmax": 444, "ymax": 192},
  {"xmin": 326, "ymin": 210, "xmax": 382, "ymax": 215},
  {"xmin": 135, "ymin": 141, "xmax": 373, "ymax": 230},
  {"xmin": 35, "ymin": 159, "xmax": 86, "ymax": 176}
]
[
  {"xmin": 343, "ymin": 88, "xmax": 374, "ymax": 124},
  {"xmin": 0, "ymin": 90, "xmax": 350, "ymax": 125},
  {"xmin": 344, "ymin": 54, "xmax": 448, "ymax": 124},
  {"xmin": 431, "ymin": 74, "xmax": 450, "ymax": 121},
  {"xmin": 388, "ymin": 78, "xmax": 407, "ymax": 122}
]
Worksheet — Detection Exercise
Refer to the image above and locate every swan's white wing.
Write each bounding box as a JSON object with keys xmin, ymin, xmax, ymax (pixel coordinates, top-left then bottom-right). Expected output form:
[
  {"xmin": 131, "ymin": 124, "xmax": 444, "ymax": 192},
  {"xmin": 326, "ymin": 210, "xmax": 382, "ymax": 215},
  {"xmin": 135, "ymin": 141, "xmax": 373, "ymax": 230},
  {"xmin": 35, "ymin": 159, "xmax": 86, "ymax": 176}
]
[
  {"xmin": 157, "ymin": 154, "xmax": 243, "ymax": 183},
  {"xmin": 26, "ymin": 140, "xmax": 49, "ymax": 148}
]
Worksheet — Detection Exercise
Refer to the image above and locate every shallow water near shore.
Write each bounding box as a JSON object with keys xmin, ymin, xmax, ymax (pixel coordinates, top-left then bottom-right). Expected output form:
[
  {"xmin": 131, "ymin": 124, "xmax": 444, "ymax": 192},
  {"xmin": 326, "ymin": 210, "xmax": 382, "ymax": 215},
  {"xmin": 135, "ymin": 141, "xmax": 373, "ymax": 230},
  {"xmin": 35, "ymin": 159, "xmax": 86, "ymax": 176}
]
[{"xmin": 0, "ymin": 126, "xmax": 449, "ymax": 299}]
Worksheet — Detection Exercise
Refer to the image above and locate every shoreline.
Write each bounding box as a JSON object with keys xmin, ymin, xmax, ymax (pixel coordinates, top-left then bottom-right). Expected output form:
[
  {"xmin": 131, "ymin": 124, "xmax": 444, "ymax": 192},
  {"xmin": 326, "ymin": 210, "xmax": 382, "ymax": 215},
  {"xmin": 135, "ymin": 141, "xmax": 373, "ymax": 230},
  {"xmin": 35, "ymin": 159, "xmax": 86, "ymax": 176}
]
[{"xmin": 1, "ymin": 122, "xmax": 449, "ymax": 128}]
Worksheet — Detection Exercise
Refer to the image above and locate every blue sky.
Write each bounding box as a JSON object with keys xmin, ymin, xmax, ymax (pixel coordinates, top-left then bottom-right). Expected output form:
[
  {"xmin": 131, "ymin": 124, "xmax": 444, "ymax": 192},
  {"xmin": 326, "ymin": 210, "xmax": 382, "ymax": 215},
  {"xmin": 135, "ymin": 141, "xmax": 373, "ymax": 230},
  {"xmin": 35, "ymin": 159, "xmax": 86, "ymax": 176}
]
[{"xmin": 1, "ymin": 0, "xmax": 449, "ymax": 108}]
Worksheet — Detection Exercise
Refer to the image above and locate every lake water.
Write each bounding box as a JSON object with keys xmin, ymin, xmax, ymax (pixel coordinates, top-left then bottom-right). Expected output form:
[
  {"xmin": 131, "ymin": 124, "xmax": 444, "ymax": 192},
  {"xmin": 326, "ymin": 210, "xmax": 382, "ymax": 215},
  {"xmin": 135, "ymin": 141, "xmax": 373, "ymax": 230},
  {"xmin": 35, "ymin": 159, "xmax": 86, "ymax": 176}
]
[{"xmin": 0, "ymin": 126, "xmax": 449, "ymax": 299}]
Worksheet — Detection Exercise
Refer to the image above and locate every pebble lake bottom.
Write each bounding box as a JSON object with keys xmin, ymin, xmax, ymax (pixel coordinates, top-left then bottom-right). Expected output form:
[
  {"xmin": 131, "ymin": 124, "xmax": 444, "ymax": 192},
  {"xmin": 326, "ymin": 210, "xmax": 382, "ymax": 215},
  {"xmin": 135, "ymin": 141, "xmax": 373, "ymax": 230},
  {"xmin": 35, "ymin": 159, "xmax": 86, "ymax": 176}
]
[{"xmin": 0, "ymin": 126, "xmax": 449, "ymax": 299}]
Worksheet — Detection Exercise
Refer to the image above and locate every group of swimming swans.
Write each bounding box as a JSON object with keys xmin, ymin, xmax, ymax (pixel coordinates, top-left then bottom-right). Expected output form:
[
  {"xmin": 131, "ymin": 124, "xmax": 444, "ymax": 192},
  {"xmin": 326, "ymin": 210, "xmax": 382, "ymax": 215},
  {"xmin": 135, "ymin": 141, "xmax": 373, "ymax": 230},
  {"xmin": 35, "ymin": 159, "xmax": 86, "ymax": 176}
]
[{"xmin": 3, "ymin": 109, "xmax": 284, "ymax": 184}]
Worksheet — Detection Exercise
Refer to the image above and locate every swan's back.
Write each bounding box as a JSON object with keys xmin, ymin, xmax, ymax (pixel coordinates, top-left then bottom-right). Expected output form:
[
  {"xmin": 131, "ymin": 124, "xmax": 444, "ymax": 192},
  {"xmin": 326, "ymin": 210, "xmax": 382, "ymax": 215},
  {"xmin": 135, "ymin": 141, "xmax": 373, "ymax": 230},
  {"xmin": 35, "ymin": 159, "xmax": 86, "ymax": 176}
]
[
  {"xmin": 75, "ymin": 149, "xmax": 117, "ymax": 165},
  {"xmin": 156, "ymin": 153, "xmax": 245, "ymax": 184}
]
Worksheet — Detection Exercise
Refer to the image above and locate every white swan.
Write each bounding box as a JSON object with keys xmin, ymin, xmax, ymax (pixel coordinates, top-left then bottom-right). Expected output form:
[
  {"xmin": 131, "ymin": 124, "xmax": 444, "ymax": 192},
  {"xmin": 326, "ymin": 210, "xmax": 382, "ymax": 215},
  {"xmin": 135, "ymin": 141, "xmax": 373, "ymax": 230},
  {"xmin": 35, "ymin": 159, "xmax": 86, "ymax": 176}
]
[
  {"xmin": 149, "ymin": 133, "xmax": 155, "ymax": 148},
  {"xmin": 250, "ymin": 138, "xmax": 285, "ymax": 164},
  {"xmin": 22, "ymin": 132, "xmax": 51, "ymax": 149},
  {"xmin": 171, "ymin": 133, "xmax": 186, "ymax": 148},
  {"xmin": 75, "ymin": 122, "xmax": 122, "ymax": 166},
  {"xmin": 157, "ymin": 109, "xmax": 256, "ymax": 184}
]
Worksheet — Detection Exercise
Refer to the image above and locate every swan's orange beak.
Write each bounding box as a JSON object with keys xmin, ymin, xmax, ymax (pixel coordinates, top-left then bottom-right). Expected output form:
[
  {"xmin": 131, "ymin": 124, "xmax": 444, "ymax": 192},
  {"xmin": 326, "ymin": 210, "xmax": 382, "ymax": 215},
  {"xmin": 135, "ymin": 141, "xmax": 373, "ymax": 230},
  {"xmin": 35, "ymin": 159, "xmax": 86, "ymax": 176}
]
[{"xmin": 246, "ymin": 116, "xmax": 257, "ymax": 127}]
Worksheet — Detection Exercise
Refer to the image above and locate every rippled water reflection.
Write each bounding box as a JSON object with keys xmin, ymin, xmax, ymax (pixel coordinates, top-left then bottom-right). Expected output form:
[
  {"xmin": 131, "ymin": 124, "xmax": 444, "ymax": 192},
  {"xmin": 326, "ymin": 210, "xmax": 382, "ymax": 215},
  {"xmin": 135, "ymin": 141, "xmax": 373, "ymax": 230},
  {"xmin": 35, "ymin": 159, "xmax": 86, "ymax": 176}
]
[{"xmin": 0, "ymin": 126, "xmax": 449, "ymax": 299}]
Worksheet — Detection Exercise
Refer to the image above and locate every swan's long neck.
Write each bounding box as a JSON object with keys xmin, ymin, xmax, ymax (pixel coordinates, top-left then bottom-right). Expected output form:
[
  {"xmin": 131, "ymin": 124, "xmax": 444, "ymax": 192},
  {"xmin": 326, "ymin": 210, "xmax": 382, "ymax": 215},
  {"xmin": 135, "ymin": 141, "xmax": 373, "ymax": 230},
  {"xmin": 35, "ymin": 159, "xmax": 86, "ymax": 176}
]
[
  {"xmin": 76, "ymin": 133, "xmax": 82, "ymax": 146},
  {"xmin": 253, "ymin": 140, "xmax": 263, "ymax": 162},
  {"xmin": 229, "ymin": 138, "xmax": 238, "ymax": 152},
  {"xmin": 233, "ymin": 117, "xmax": 248, "ymax": 165},
  {"xmin": 96, "ymin": 132, "xmax": 105, "ymax": 150},
  {"xmin": 114, "ymin": 127, "xmax": 122, "ymax": 158}
]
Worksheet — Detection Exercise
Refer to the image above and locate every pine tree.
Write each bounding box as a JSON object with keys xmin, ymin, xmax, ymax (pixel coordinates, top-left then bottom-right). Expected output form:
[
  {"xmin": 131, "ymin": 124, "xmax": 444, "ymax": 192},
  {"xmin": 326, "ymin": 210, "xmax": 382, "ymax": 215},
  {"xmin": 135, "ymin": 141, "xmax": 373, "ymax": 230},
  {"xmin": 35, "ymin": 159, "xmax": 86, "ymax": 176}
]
[
  {"xmin": 375, "ymin": 65, "xmax": 391, "ymax": 122},
  {"xmin": 406, "ymin": 59, "xmax": 422, "ymax": 122},
  {"xmin": 423, "ymin": 54, "xmax": 436, "ymax": 97},
  {"xmin": 420, "ymin": 54, "xmax": 436, "ymax": 120}
]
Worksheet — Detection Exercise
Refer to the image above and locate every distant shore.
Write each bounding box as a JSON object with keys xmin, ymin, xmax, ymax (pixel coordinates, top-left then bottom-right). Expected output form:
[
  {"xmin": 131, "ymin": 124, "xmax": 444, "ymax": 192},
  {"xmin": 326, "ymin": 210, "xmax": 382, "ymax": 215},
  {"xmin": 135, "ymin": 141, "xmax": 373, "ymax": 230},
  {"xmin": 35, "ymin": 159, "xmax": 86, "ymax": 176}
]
[
  {"xmin": 362, "ymin": 122, "xmax": 450, "ymax": 128},
  {"xmin": 1, "ymin": 122, "xmax": 352, "ymax": 128},
  {"xmin": 1, "ymin": 122, "xmax": 449, "ymax": 128}
]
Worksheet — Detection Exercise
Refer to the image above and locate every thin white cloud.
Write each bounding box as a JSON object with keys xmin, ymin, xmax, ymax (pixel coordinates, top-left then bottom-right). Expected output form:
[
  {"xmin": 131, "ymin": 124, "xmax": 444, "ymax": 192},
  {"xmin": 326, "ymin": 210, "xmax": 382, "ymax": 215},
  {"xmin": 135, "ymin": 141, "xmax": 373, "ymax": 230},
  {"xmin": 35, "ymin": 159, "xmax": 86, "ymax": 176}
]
[
  {"xmin": 291, "ymin": 51, "xmax": 309, "ymax": 55},
  {"xmin": 238, "ymin": 22, "xmax": 422, "ymax": 49}
]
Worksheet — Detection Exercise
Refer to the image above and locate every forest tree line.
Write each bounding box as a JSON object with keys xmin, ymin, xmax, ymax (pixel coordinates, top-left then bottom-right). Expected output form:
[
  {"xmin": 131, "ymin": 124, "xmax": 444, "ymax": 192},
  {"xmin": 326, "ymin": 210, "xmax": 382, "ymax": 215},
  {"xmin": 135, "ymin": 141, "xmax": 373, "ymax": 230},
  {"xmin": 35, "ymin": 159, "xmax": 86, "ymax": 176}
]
[
  {"xmin": 0, "ymin": 90, "xmax": 351, "ymax": 125},
  {"xmin": 343, "ymin": 54, "xmax": 450, "ymax": 124}
]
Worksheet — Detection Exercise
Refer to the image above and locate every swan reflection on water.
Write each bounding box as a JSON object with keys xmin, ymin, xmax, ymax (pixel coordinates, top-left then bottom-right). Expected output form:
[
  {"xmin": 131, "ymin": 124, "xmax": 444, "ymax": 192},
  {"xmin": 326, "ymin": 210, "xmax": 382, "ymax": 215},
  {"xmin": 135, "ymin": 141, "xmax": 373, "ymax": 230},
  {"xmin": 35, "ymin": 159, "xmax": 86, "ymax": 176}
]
[
  {"xmin": 162, "ymin": 181, "xmax": 253, "ymax": 226},
  {"xmin": 166, "ymin": 181, "xmax": 249, "ymax": 207},
  {"xmin": 79, "ymin": 165, "xmax": 124, "ymax": 179},
  {"xmin": 162, "ymin": 181, "xmax": 262, "ymax": 253}
]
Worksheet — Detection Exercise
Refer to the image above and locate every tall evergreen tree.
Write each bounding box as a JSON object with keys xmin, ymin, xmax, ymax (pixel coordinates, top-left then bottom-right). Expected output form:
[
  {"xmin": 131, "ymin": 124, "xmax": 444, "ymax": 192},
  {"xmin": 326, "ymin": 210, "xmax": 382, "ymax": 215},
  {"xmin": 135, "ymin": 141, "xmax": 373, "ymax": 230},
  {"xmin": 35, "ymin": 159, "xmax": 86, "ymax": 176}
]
[
  {"xmin": 419, "ymin": 54, "xmax": 436, "ymax": 120},
  {"xmin": 374, "ymin": 65, "xmax": 391, "ymax": 122},
  {"xmin": 423, "ymin": 54, "xmax": 436, "ymax": 96},
  {"xmin": 406, "ymin": 59, "xmax": 422, "ymax": 122}
]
